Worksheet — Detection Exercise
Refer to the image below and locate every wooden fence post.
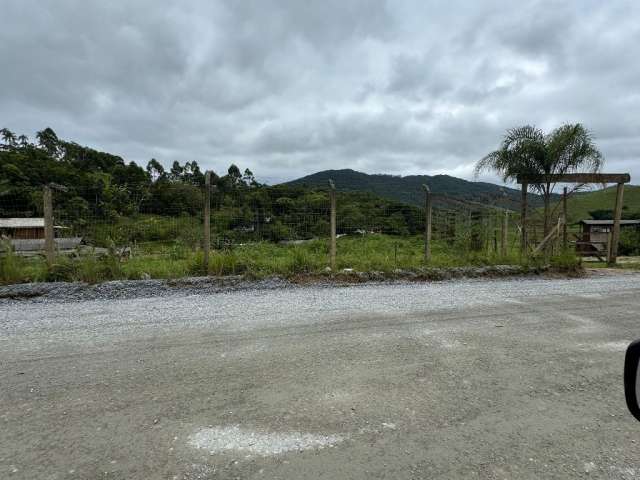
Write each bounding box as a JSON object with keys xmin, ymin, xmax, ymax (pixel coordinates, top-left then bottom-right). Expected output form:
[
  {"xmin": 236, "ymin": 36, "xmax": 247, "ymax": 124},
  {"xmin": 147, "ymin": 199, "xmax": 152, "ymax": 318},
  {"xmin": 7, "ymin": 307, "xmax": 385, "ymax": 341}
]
[
  {"xmin": 423, "ymin": 184, "xmax": 432, "ymax": 262},
  {"xmin": 609, "ymin": 182, "xmax": 625, "ymax": 265},
  {"xmin": 501, "ymin": 211, "xmax": 508, "ymax": 256},
  {"xmin": 556, "ymin": 216, "xmax": 563, "ymax": 256},
  {"xmin": 43, "ymin": 185, "xmax": 55, "ymax": 266},
  {"xmin": 203, "ymin": 171, "xmax": 211, "ymax": 273},
  {"xmin": 562, "ymin": 187, "xmax": 568, "ymax": 251},
  {"xmin": 329, "ymin": 180, "xmax": 336, "ymax": 270},
  {"xmin": 520, "ymin": 182, "xmax": 528, "ymax": 255}
]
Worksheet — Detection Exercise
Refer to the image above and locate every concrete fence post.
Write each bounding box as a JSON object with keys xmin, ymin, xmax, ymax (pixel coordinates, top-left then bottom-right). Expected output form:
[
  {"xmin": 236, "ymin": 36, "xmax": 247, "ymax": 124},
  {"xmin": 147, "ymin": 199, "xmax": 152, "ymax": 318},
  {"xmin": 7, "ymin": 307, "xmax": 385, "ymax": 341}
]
[
  {"xmin": 329, "ymin": 180, "xmax": 336, "ymax": 270},
  {"xmin": 43, "ymin": 185, "xmax": 55, "ymax": 266},
  {"xmin": 423, "ymin": 184, "xmax": 432, "ymax": 262},
  {"xmin": 203, "ymin": 171, "xmax": 211, "ymax": 273}
]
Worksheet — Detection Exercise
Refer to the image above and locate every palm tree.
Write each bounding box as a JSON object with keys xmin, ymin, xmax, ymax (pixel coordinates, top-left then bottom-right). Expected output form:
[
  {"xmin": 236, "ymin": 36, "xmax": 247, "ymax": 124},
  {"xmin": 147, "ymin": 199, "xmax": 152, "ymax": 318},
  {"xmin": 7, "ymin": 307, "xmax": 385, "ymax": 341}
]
[
  {"xmin": 476, "ymin": 124, "xmax": 603, "ymax": 236},
  {"xmin": 17, "ymin": 134, "xmax": 29, "ymax": 148},
  {"xmin": 1, "ymin": 128, "xmax": 16, "ymax": 148}
]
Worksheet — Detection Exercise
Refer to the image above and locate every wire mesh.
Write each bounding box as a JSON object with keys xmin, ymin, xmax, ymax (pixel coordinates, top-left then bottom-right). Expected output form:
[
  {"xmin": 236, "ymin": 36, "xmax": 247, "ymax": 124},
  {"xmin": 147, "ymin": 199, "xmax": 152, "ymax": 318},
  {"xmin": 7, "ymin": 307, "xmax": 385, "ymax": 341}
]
[{"xmin": 0, "ymin": 181, "xmax": 543, "ymax": 278}]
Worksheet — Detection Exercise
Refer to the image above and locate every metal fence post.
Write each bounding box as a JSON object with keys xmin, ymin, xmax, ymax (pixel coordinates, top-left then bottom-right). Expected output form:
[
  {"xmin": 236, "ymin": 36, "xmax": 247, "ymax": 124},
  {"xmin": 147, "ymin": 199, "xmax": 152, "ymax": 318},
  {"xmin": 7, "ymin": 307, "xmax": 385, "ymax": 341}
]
[
  {"xmin": 43, "ymin": 185, "xmax": 55, "ymax": 266},
  {"xmin": 203, "ymin": 171, "xmax": 211, "ymax": 273},
  {"xmin": 329, "ymin": 179, "xmax": 336, "ymax": 270},
  {"xmin": 423, "ymin": 184, "xmax": 432, "ymax": 261}
]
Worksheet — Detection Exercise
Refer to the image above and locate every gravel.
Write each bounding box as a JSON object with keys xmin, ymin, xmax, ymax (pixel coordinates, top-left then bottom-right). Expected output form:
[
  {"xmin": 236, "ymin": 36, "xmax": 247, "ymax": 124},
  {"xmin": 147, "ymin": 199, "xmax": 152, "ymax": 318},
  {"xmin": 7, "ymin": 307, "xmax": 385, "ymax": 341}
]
[
  {"xmin": 188, "ymin": 426, "xmax": 344, "ymax": 456},
  {"xmin": 0, "ymin": 265, "xmax": 536, "ymax": 303},
  {"xmin": 3, "ymin": 272, "xmax": 640, "ymax": 479}
]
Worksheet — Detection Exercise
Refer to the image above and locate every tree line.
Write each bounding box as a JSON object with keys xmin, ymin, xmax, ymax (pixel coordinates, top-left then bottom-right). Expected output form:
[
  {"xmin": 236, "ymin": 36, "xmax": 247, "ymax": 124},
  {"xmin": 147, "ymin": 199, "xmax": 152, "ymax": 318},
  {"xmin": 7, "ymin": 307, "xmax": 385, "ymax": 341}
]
[{"xmin": 0, "ymin": 127, "xmax": 427, "ymax": 242}]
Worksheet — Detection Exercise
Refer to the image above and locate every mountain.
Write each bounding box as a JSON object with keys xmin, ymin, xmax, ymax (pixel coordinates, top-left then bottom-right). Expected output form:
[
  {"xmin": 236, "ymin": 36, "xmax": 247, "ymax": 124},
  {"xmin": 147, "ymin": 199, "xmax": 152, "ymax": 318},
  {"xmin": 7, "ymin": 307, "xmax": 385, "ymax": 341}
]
[
  {"xmin": 284, "ymin": 169, "xmax": 545, "ymax": 211},
  {"xmin": 560, "ymin": 185, "xmax": 640, "ymax": 223}
]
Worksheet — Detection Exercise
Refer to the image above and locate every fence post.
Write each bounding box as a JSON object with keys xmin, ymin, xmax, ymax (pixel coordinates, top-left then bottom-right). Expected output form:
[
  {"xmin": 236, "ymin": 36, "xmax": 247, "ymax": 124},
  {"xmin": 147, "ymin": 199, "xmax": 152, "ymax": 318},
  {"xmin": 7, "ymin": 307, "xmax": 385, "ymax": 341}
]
[
  {"xmin": 609, "ymin": 182, "xmax": 625, "ymax": 266},
  {"xmin": 423, "ymin": 184, "xmax": 432, "ymax": 262},
  {"xmin": 520, "ymin": 182, "xmax": 528, "ymax": 255},
  {"xmin": 203, "ymin": 171, "xmax": 211, "ymax": 273},
  {"xmin": 555, "ymin": 216, "xmax": 563, "ymax": 256},
  {"xmin": 43, "ymin": 185, "xmax": 55, "ymax": 266},
  {"xmin": 501, "ymin": 211, "xmax": 508, "ymax": 256},
  {"xmin": 562, "ymin": 187, "xmax": 568, "ymax": 251},
  {"xmin": 329, "ymin": 179, "xmax": 336, "ymax": 270}
]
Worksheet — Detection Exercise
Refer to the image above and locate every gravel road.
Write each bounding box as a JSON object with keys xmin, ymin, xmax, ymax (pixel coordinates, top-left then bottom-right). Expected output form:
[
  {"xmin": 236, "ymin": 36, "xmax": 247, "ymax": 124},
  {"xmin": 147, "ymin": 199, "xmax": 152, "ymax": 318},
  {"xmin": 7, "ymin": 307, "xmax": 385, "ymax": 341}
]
[{"xmin": 2, "ymin": 274, "xmax": 640, "ymax": 479}]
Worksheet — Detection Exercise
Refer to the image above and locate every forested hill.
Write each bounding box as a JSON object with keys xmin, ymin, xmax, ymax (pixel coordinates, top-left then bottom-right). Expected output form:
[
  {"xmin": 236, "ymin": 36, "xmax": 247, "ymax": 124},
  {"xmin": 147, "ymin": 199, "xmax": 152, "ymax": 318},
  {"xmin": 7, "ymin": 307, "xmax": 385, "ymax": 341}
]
[{"xmin": 285, "ymin": 169, "xmax": 546, "ymax": 210}]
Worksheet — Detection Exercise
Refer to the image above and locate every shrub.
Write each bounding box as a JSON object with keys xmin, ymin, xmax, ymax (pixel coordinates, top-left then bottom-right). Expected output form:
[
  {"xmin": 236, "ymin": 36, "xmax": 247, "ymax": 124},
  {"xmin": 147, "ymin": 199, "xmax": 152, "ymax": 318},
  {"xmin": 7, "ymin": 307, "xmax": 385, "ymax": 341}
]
[
  {"xmin": 619, "ymin": 228, "xmax": 640, "ymax": 256},
  {"xmin": 0, "ymin": 241, "xmax": 23, "ymax": 284},
  {"xmin": 549, "ymin": 252, "xmax": 582, "ymax": 273},
  {"xmin": 46, "ymin": 258, "xmax": 77, "ymax": 282}
]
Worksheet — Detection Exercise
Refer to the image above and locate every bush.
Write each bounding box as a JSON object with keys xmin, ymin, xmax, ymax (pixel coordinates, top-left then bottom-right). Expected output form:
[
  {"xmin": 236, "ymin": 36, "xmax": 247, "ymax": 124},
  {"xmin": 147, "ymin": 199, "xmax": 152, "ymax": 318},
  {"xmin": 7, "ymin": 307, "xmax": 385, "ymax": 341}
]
[
  {"xmin": 549, "ymin": 252, "xmax": 582, "ymax": 273},
  {"xmin": 619, "ymin": 228, "xmax": 640, "ymax": 256},
  {"xmin": 287, "ymin": 247, "xmax": 322, "ymax": 274},
  {"xmin": 0, "ymin": 241, "xmax": 23, "ymax": 284},
  {"xmin": 46, "ymin": 258, "xmax": 78, "ymax": 282}
]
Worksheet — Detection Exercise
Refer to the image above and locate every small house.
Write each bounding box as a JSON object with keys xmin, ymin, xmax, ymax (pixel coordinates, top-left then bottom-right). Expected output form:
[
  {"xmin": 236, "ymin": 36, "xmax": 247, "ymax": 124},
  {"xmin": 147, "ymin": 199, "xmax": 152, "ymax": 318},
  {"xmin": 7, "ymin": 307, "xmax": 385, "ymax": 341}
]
[
  {"xmin": 0, "ymin": 218, "xmax": 62, "ymax": 239},
  {"xmin": 0, "ymin": 218, "xmax": 82, "ymax": 254},
  {"xmin": 576, "ymin": 219, "xmax": 640, "ymax": 257}
]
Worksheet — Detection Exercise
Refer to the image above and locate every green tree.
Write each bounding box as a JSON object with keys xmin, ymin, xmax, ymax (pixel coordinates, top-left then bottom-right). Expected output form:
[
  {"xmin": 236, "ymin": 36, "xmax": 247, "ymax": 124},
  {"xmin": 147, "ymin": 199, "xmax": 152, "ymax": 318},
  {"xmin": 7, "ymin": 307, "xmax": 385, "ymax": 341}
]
[
  {"xmin": 1, "ymin": 128, "xmax": 16, "ymax": 148},
  {"xmin": 170, "ymin": 161, "xmax": 184, "ymax": 182},
  {"xmin": 17, "ymin": 135, "xmax": 29, "ymax": 148},
  {"xmin": 227, "ymin": 164, "xmax": 242, "ymax": 186},
  {"xmin": 476, "ymin": 124, "xmax": 603, "ymax": 235},
  {"xmin": 36, "ymin": 127, "xmax": 60, "ymax": 157},
  {"xmin": 146, "ymin": 158, "xmax": 166, "ymax": 182},
  {"xmin": 243, "ymin": 168, "xmax": 257, "ymax": 186}
]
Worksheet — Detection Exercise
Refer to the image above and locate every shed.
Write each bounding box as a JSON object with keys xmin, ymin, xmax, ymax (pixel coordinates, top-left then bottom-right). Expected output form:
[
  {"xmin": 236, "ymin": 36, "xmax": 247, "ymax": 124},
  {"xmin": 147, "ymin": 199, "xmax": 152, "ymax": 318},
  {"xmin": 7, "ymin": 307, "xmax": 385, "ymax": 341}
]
[
  {"xmin": 0, "ymin": 218, "xmax": 82, "ymax": 255},
  {"xmin": 576, "ymin": 219, "xmax": 640, "ymax": 257},
  {"xmin": 0, "ymin": 218, "xmax": 64, "ymax": 239}
]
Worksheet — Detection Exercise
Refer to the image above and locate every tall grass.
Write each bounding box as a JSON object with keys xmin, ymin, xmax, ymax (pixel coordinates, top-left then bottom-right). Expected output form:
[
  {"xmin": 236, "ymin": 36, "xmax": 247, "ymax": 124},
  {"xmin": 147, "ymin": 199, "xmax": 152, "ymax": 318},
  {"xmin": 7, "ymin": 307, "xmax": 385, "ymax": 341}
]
[{"xmin": 0, "ymin": 233, "xmax": 580, "ymax": 285}]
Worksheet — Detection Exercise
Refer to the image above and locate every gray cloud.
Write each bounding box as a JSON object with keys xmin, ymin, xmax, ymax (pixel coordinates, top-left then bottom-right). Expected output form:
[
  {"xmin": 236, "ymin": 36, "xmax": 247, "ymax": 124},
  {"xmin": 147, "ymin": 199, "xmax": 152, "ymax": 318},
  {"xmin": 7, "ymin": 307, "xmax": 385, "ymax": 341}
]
[{"xmin": 1, "ymin": 0, "xmax": 639, "ymax": 186}]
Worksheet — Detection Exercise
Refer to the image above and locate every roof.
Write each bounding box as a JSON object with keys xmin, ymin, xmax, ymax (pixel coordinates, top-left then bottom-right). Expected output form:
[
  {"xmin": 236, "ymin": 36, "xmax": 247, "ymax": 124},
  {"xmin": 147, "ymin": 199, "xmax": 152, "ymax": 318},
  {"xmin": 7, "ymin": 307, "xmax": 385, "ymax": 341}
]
[
  {"xmin": 580, "ymin": 219, "xmax": 640, "ymax": 226},
  {"xmin": 0, "ymin": 218, "xmax": 45, "ymax": 228},
  {"xmin": 0, "ymin": 218, "xmax": 64, "ymax": 229}
]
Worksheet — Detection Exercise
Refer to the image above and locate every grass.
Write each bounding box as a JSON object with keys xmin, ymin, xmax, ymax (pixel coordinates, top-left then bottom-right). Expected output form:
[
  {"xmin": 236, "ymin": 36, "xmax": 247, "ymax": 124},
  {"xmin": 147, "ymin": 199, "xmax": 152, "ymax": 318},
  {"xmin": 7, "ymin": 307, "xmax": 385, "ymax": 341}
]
[
  {"xmin": 540, "ymin": 185, "xmax": 640, "ymax": 224},
  {"xmin": 0, "ymin": 234, "xmax": 582, "ymax": 285}
]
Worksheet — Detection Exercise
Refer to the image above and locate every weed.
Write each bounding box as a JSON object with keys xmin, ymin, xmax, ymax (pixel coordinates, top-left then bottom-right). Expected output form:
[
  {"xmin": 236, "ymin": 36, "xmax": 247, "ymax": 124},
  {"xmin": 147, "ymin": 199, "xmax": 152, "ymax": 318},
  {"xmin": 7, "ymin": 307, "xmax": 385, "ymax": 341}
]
[
  {"xmin": 0, "ymin": 241, "xmax": 24, "ymax": 284},
  {"xmin": 0, "ymin": 233, "xmax": 584, "ymax": 285}
]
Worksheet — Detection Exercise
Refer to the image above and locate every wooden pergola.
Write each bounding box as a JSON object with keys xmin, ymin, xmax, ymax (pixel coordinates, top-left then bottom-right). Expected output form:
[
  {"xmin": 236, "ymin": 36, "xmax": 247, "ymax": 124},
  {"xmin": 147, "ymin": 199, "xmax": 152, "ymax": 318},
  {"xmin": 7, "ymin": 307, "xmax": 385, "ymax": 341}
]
[{"xmin": 516, "ymin": 173, "xmax": 631, "ymax": 265}]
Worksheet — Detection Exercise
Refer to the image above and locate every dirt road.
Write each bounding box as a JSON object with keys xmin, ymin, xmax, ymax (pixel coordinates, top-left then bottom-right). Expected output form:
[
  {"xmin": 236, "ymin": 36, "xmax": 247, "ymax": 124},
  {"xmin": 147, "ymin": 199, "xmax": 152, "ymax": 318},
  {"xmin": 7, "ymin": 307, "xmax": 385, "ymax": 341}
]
[{"xmin": 2, "ymin": 275, "xmax": 640, "ymax": 479}]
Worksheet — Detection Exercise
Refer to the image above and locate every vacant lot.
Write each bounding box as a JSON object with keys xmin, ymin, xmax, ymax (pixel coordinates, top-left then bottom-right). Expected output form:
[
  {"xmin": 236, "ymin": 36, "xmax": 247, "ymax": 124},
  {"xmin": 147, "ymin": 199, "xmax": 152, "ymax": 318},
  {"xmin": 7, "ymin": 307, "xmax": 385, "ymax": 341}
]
[{"xmin": 2, "ymin": 274, "xmax": 640, "ymax": 479}]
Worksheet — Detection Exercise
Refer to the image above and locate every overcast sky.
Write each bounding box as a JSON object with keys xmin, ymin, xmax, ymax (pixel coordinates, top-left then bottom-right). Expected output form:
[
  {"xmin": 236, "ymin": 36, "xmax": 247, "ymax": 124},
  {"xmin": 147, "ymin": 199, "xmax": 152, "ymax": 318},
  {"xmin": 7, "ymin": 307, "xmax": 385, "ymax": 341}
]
[{"xmin": 1, "ymin": 1, "xmax": 639, "ymax": 185}]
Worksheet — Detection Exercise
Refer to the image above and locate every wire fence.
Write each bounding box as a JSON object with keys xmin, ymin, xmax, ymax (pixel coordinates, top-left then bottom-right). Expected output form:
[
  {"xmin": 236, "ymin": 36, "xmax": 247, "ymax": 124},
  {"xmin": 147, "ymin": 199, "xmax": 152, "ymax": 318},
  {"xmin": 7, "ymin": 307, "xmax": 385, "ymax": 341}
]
[{"xmin": 0, "ymin": 180, "xmax": 579, "ymax": 280}]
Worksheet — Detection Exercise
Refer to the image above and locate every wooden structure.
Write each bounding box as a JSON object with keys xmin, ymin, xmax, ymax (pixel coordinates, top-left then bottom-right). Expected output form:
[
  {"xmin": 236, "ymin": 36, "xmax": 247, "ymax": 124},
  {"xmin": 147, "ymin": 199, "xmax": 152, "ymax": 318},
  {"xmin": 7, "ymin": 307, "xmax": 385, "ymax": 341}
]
[
  {"xmin": 0, "ymin": 218, "xmax": 62, "ymax": 239},
  {"xmin": 329, "ymin": 179, "xmax": 336, "ymax": 270},
  {"xmin": 0, "ymin": 218, "xmax": 82, "ymax": 255},
  {"xmin": 576, "ymin": 219, "xmax": 640, "ymax": 260},
  {"xmin": 203, "ymin": 171, "xmax": 211, "ymax": 272},
  {"xmin": 423, "ymin": 184, "xmax": 432, "ymax": 261},
  {"xmin": 517, "ymin": 173, "xmax": 631, "ymax": 265}
]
